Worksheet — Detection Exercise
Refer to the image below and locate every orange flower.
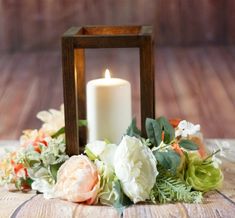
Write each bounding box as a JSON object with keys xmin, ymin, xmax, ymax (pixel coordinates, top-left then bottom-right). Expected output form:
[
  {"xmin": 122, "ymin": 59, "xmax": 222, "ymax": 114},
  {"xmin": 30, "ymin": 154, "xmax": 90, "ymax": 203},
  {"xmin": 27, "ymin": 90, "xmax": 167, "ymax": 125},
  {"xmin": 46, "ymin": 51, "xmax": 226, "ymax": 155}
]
[
  {"xmin": 32, "ymin": 139, "xmax": 48, "ymax": 153},
  {"xmin": 14, "ymin": 163, "xmax": 28, "ymax": 178},
  {"xmin": 172, "ymin": 143, "xmax": 183, "ymax": 156},
  {"xmin": 169, "ymin": 118, "xmax": 181, "ymax": 128},
  {"xmin": 189, "ymin": 136, "xmax": 207, "ymax": 158},
  {"xmin": 161, "ymin": 131, "xmax": 165, "ymax": 141}
]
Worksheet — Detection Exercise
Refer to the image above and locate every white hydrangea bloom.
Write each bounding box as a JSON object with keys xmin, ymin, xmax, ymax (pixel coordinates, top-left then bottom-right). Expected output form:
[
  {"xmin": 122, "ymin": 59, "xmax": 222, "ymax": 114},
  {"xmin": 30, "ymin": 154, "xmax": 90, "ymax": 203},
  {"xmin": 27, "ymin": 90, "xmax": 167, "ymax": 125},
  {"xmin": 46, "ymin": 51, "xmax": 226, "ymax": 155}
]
[{"xmin": 175, "ymin": 120, "xmax": 200, "ymax": 138}]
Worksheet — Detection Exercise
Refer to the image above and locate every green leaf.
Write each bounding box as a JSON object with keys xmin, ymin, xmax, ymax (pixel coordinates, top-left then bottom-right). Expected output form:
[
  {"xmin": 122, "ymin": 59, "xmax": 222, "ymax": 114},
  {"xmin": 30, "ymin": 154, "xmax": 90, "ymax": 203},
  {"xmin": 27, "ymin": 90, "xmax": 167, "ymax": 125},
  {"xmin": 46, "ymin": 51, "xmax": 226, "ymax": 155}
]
[
  {"xmin": 179, "ymin": 139, "xmax": 199, "ymax": 150},
  {"xmin": 49, "ymin": 162, "xmax": 63, "ymax": 181},
  {"xmin": 153, "ymin": 151, "xmax": 181, "ymax": 174},
  {"xmin": 146, "ymin": 118, "xmax": 162, "ymax": 146},
  {"xmin": 113, "ymin": 179, "xmax": 133, "ymax": 214},
  {"xmin": 78, "ymin": 120, "xmax": 87, "ymax": 127},
  {"xmin": 84, "ymin": 148, "xmax": 97, "ymax": 161},
  {"xmin": 52, "ymin": 120, "xmax": 87, "ymax": 138},
  {"xmin": 52, "ymin": 127, "xmax": 65, "ymax": 138},
  {"xmin": 157, "ymin": 116, "xmax": 175, "ymax": 144},
  {"xmin": 126, "ymin": 118, "xmax": 141, "ymax": 138}
]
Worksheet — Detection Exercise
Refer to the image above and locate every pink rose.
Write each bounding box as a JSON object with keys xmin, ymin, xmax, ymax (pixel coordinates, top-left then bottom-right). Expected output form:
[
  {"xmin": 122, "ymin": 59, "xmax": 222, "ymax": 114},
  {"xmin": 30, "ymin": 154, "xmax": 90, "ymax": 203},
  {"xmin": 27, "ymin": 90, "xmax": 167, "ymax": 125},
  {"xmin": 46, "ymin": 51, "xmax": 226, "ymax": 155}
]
[{"xmin": 54, "ymin": 155, "xmax": 100, "ymax": 204}]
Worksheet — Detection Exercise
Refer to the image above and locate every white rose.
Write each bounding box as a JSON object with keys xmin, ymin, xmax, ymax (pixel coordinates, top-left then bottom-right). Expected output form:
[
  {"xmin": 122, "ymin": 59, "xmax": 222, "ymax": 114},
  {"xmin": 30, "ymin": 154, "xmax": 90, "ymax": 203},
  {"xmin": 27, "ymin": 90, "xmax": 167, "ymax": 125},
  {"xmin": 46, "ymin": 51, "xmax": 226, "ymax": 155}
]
[
  {"xmin": 114, "ymin": 136, "xmax": 158, "ymax": 203},
  {"xmin": 86, "ymin": 141, "xmax": 117, "ymax": 167},
  {"xmin": 175, "ymin": 120, "xmax": 200, "ymax": 138}
]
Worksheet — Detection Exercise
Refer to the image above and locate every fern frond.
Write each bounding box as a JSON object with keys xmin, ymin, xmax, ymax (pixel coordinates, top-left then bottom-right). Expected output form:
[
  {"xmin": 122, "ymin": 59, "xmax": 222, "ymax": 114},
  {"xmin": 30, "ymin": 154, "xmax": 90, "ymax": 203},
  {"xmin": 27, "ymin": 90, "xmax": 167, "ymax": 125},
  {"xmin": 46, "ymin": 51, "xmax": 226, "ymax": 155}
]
[{"xmin": 150, "ymin": 170, "xmax": 203, "ymax": 204}]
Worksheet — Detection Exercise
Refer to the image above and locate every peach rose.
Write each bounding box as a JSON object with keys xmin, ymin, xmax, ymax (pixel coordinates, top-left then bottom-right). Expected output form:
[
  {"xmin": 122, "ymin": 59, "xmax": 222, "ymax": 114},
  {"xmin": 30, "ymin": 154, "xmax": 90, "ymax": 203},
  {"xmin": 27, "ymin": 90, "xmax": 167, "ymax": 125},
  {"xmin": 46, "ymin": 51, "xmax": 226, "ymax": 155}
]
[{"xmin": 54, "ymin": 155, "xmax": 100, "ymax": 204}]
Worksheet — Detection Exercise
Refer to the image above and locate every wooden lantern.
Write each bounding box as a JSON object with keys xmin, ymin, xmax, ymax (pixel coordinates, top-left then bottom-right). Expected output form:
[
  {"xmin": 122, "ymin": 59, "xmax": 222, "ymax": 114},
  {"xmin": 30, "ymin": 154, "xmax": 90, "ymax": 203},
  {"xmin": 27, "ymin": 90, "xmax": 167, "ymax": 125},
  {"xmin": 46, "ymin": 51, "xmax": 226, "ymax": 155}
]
[{"xmin": 62, "ymin": 25, "xmax": 155, "ymax": 156}]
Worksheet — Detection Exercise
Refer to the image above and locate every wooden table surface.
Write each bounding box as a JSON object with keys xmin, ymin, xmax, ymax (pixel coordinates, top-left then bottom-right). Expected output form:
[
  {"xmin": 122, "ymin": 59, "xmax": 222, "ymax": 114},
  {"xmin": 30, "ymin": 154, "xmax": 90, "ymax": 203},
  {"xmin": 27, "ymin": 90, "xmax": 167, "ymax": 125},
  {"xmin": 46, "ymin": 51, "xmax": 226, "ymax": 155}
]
[{"xmin": 0, "ymin": 139, "xmax": 235, "ymax": 218}]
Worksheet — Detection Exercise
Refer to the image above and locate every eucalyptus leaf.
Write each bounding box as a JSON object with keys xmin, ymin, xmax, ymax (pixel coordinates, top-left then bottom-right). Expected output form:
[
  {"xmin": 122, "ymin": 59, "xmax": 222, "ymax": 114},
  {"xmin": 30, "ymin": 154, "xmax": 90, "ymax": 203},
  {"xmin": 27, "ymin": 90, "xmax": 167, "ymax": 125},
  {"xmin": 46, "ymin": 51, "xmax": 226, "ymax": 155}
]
[
  {"xmin": 157, "ymin": 116, "xmax": 175, "ymax": 144},
  {"xmin": 113, "ymin": 179, "xmax": 133, "ymax": 214},
  {"xmin": 145, "ymin": 118, "xmax": 162, "ymax": 146},
  {"xmin": 153, "ymin": 151, "xmax": 181, "ymax": 174},
  {"xmin": 126, "ymin": 118, "xmax": 141, "ymax": 138},
  {"xmin": 179, "ymin": 140, "xmax": 199, "ymax": 150},
  {"xmin": 49, "ymin": 163, "xmax": 63, "ymax": 181}
]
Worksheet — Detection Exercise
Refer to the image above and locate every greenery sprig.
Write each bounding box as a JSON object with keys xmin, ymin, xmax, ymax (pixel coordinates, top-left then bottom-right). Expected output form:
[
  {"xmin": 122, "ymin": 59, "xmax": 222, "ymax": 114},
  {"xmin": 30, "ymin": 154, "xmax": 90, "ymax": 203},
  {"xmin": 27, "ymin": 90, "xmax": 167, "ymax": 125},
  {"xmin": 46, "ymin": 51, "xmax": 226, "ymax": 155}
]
[{"xmin": 150, "ymin": 169, "xmax": 203, "ymax": 204}]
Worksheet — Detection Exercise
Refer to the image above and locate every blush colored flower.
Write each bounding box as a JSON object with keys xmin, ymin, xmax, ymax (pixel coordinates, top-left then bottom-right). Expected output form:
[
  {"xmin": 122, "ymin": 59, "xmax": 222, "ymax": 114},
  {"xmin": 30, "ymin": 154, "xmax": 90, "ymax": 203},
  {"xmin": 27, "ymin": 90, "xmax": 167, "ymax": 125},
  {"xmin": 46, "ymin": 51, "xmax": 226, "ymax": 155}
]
[{"xmin": 53, "ymin": 155, "xmax": 100, "ymax": 204}]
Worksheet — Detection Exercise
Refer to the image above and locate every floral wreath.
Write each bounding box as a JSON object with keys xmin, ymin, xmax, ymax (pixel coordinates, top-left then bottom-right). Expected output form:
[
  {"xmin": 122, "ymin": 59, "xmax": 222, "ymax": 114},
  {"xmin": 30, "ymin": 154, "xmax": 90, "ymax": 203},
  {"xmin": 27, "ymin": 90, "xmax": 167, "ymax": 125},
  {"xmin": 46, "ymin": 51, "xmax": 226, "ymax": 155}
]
[{"xmin": 0, "ymin": 105, "xmax": 224, "ymax": 213}]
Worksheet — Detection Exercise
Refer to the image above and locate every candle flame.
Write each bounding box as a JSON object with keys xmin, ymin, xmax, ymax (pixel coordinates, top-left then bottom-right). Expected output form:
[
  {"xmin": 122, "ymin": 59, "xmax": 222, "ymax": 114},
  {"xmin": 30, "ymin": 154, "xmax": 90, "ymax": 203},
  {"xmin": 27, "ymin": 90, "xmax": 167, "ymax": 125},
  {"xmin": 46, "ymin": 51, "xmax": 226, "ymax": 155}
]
[{"xmin": 105, "ymin": 69, "xmax": 111, "ymax": 79}]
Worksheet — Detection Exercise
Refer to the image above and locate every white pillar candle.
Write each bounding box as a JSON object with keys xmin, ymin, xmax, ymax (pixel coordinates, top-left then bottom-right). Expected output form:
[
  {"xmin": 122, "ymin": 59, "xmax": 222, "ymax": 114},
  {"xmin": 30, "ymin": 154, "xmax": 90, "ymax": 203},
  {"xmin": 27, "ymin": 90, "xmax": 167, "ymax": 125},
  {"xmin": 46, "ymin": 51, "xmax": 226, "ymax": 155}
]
[{"xmin": 86, "ymin": 69, "xmax": 132, "ymax": 144}]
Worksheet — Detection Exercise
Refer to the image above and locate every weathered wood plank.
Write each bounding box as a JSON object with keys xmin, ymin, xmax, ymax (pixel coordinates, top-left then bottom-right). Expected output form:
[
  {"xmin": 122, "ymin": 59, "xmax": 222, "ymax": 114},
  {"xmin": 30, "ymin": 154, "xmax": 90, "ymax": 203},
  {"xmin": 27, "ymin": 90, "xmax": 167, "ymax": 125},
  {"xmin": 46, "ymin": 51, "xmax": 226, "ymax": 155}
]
[
  {"xmin": 0, "ymin": 53, "xmax": 38, "ymax": 139},
  {"xmin": 205, "ymin": 47, "xmax": 235, "ymax": 106},
  {"xmin": 155, "ymin": 50, "xmax": 182, "ymax": 117},
  {"xmin": 0, "ymin": 189, "xmax": 36, "ymax": 218},
  {"xmin": 0, "ymin": 47, "xmax": 235, "ymax": 139},
  {"xmin": 226, "ymin": 0, "xmax": 235, "ymax": 44},
  {"xmin": 180, "ymin": 0, "xmax": 225, "ymax": 45},
  {"xmin": 184, "ymin": 48, "xmax": 235, "ymax": 138},
  {"xmin": 14, "ymin": 195, "xmax": 119, "ymax": 218},
  {"xmin": 156, "ymin": 0, "xmax": 182, "ymax": 46},
  {"xmin": 123, "ymin": 193, "xmax": 235, "ymax": 218},
  {"xmin": 0, "ymin": 0, "xmax": 234, "ymax": 51},
  {"xmin": 161, "ymin": 48, "xmax": 200, "ymax": 121}
]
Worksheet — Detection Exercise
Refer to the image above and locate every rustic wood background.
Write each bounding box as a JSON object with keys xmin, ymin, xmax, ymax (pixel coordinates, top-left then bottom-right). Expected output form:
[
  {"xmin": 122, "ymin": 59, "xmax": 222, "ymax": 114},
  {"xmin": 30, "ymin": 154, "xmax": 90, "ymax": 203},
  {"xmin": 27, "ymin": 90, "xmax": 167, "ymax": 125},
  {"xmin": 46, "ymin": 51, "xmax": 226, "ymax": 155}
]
[
  {"xmin": 0, "ymin": 1, "xmax": 234, "ymax": 139},
  {"xmin": 0, "ymin": 47, "xmax": 235, "ymax": 139},
  {"xmin": 0, "ymin": 0, "xmax": 235, "ymax": 52}
]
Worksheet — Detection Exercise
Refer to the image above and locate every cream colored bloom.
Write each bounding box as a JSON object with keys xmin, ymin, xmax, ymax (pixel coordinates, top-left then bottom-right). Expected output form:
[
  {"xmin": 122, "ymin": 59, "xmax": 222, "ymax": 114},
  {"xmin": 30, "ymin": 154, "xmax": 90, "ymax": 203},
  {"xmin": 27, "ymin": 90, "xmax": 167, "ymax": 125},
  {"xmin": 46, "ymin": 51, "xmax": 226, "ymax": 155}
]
[
  {"xmin": 54, "ymin": 155, "xmax": 100, "ymax": 204},
  {"xmin": 86, "ymin": 141, "xmax": 117, "ymax": 167},
  {"xmin": 36, "ymin": 104, "xmax": 64, "ymax": 136},
  {"xmin": 114, "ymin": 136, "xmax": 158, "ymax": 203},
  {"xmin": 175, "ymin": 120, "xmax": 200, "ymax": 138}
]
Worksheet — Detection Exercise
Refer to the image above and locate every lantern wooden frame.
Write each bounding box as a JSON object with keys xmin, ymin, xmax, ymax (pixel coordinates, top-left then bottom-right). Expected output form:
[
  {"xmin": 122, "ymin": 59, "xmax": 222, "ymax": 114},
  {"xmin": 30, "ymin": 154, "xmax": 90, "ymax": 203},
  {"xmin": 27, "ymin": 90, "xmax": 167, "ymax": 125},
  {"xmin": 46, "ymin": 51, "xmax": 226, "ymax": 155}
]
[{"xmin": 62, "ymin": 25, "xmax": 155, "ymax": 155}]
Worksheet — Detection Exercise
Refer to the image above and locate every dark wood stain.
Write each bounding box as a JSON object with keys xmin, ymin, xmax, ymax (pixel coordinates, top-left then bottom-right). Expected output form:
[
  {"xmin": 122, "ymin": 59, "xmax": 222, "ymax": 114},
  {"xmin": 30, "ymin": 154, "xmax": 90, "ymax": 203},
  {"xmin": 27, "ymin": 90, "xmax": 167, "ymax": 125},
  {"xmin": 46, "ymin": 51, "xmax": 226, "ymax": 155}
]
[{"xmin": 0, "ymin": 0, "xmax": 235, "ymax": 52}]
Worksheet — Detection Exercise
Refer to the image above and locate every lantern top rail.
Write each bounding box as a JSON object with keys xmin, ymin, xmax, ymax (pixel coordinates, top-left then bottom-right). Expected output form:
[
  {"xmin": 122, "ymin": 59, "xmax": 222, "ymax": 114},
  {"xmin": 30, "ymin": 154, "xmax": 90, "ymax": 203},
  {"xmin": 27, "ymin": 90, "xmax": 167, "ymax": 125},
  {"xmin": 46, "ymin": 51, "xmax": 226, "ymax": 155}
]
[
  {"xmin": 62, "ymin": 25, "xmax": 153, "ymax": 37},
  {"xmin": 62, "ymin": 26, "xmax": 153, "ymax": 49}
]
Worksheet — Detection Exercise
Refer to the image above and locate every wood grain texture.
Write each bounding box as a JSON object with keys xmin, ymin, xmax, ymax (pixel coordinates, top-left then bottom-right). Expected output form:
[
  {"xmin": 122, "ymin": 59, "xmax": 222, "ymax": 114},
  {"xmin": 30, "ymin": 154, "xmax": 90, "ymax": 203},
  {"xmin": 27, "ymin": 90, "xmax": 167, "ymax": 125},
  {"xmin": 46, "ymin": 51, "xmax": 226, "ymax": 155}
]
[
  {"xmin": 0, "ymin": 139, "xmax": 234, "ymax": 218},
  {"xmin": 227, "ymin": 0, "xmax": 235, "ymax": 44},
  {"xmin": 0, "ymin": 0, "xmax": 234, "ymax": 51},
  {"xmin": 0, "ymin": 47, "xmax": 235, "ymax": 139},
  {"xmin": 123, "ymin": 193, "xmax": 235, "ymax": 218},
  {"xmin": 0, "ymin": 189, "xmax": 36, "ymax": 218},
  {"xmin": 180, "ymin": 0, "xmax": 226, "ymax": 45},
  {"xmin": 15, "ymin": 195, "xmax": 119, "ymax": 218}
]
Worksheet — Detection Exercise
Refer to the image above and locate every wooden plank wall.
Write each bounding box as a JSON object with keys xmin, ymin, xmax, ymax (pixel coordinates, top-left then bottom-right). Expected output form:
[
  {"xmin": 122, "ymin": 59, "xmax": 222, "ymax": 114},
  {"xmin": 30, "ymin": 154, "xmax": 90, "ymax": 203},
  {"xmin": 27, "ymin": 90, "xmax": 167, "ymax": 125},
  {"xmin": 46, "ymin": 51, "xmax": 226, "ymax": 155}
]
[{"xmin": 0, "ymin": 0, "xmax": 234, "ymax": 52}]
